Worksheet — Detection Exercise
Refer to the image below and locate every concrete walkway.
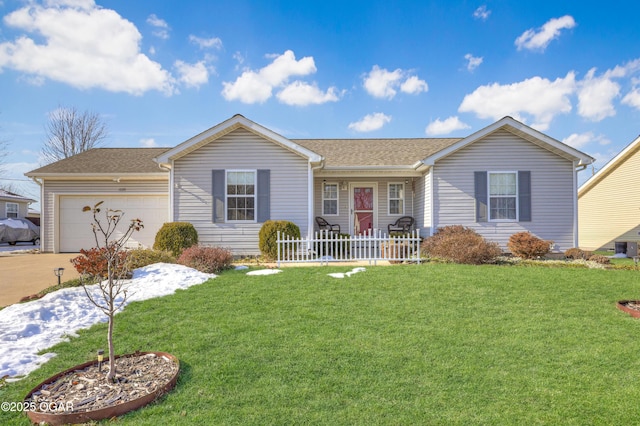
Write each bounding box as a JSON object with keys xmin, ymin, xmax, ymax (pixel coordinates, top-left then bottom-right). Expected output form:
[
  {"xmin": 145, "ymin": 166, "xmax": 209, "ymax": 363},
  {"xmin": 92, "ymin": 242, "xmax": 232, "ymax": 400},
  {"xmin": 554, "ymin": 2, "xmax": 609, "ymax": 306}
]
[{"xmin": 0, "ymin": 252, "xmax": 80, "ymax": 307}]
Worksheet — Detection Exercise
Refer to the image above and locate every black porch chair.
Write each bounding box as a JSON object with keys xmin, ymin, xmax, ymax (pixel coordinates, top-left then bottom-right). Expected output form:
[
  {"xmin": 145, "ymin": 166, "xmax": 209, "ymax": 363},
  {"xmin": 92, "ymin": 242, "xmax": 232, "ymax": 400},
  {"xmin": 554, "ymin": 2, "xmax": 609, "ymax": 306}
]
[
  {"xmin": 315, "ymin": 216, "xmax": 341, "ymax": 234},
  {"xmin": 388, "ymin": 216, "xmax": 414, "ymax": 234}
]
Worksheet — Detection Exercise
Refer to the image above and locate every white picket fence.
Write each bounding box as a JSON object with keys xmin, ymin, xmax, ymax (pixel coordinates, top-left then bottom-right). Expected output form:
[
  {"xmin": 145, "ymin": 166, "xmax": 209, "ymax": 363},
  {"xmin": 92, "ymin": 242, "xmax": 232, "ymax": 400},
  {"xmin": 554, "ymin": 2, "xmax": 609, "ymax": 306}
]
[{"xmin": 276, "ymin": 229, "xmax": 421, "ymax": 266}]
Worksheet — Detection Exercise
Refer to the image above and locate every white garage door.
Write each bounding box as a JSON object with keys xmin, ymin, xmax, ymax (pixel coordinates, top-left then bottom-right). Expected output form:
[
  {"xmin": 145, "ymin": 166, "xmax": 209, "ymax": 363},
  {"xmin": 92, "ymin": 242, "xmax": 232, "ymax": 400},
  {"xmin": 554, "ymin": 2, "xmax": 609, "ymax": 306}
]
[{"xmin": 59, "ymin": 195, "xmax": 168, "ymax": 252}]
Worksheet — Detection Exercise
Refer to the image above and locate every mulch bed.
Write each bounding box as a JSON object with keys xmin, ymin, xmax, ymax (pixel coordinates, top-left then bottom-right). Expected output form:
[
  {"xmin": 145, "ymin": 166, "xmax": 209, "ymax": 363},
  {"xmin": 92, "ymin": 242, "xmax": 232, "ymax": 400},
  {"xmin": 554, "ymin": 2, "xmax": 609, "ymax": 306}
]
[
  {"xmin": 621, "ymin": 301, "xmax": 640, "ymax": 311},
  {"xmin": 25, "ymin": 353, "xmax": 178, "ymax": 414}
]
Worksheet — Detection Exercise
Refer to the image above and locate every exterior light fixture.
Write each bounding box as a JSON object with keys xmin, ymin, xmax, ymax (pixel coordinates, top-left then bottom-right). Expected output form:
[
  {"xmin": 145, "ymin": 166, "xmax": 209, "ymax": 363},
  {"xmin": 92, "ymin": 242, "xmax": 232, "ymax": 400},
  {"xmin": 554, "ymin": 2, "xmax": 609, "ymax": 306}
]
[
  {"xmin": 97, "ymin": 349, "xmax": 104, "ymax": 372},
  {"xmin": 54, "ymin": 268, "xmax": 64, "ymax": 286}
]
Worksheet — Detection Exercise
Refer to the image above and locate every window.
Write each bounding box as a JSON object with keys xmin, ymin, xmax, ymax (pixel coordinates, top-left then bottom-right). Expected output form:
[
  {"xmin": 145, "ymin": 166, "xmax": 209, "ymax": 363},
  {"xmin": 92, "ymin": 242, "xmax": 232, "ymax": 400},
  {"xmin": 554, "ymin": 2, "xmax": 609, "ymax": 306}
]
[
  {"xmin": 6, "ymin": 202, "xmax": 18, "ymax": 218},
  {"xmin": 322, "ymin": 183, "xmax": 338, "ymax": 215},
  {"xmin": 489, "ymin": 172, "xmax": 517, "ymax": 221},
  {"xmin": 226, "ymin": 171, "xmax": 256, "ymax": 222},
  {"xmin": 388, "ymin": 183, "xmax": 404, "ymax": 215}
]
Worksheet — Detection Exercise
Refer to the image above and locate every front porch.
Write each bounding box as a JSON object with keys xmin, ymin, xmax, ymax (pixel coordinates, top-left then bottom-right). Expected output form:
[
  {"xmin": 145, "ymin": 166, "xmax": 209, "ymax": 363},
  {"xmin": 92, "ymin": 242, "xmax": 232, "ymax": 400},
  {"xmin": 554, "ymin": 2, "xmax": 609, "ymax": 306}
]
[
  {"xmin": 312, "ymin": 176, "xmax": 421, "ymax": 236},
  {"xmin": 277, "ymin": 229, "xmax": 422, "ymax": 266}
]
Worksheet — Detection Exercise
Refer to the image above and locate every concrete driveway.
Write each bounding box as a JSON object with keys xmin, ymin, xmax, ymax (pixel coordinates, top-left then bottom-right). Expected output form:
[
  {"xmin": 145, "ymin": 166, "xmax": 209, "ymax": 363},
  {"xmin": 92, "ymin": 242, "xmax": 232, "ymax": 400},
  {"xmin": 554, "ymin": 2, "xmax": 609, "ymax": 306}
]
[{"xmin": 0, "ymin": 251, "xmax": 80, "ymax": 307}]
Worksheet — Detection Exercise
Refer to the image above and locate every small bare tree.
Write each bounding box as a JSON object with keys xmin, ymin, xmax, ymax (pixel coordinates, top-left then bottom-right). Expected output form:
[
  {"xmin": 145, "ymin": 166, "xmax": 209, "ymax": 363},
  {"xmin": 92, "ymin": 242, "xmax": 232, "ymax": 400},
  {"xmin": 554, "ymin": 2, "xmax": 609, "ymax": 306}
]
[
  {"xmin": 80, "ymin": 201, "xmax": 143, "ymax": 382},
  {"xmin": 42, "ymin": 106, "xmax": 108, "ymax": 164}
]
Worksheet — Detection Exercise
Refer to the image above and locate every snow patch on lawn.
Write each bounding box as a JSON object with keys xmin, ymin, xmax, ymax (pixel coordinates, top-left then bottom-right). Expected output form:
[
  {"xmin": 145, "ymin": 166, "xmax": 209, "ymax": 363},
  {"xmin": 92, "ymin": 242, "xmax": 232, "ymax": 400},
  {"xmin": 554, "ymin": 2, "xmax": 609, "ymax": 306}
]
[{"xmin": 0, "ymin": 263, "xmax": 215, "ymax": 380}]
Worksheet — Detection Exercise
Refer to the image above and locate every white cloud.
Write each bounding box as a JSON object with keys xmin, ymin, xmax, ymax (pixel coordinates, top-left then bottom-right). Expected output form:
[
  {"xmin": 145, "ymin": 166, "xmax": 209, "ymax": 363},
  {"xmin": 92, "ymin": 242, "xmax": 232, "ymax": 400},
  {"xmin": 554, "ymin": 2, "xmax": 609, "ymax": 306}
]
[
  {"xmin": 458, "ymin": 72, "xmax": 576, "ymax": 130},
  {"xmin": 189, "ymin": 35, "xmax": 222, "ymax": 50},
  {"xmin": 464, "ymin": 53, "xmax": 483, "ymax": 72},
  {"xmin": 562, "ymin": 132, "xmax": 611, "ymax": 149},
  {"xmin": 515, "ymin": 15, "xmax": 576, "ymax": 52},
  {"xmin": 363, "ymin": 66, "xmax": 428, "ymax": 99},
  {"xmin": 473, "ymin": 5, "xmax": 491, "ymax": 21},
  {"xmin": 622, "ymin": 75, "xmax": 640, "ymax": 110},
  {"xmin": 174, "ymin": 60, "xmax": 209, "ymax": 89},
  {"xmin": 139, "ymin": 138, "xmax": 157, "ymax": 147},
  {"xmin": 364, "ymin": 66, "xmax": 403, "ymax": 99},
  {"xmin": 577, "ymin": 68, "xmax": 620, "ymax": 121},
  {"xmin": 222, "ymin": 50, "xmax": 328, "ymax": 104},
  {"xmin": 425, "ymin": 116, "xmax": 470, "ymax": 136},
  {"xmin": 0, "ymin": 1, "xmax": 176, "ymax": 95},
  {"xmin": 622, "ymin": 88, "xmax": 640, "ymax": 109},
  {"xmin": 276, "ymin": 81, "xmax": 341, "ymax": 106},
  {"xmin": 348, "ymin": 113, "xmax": 391, "ymax": 132},
  {"xmin": 400, "ymin": 75, "xmax": 428, "ymax": 94},
  {"xmin": 562, "ymin": 132, "xmax": 593, "ymax": 149},
  {"xmin": 146, "ymin": 14, "xmax": 170, "ymax": 39}
]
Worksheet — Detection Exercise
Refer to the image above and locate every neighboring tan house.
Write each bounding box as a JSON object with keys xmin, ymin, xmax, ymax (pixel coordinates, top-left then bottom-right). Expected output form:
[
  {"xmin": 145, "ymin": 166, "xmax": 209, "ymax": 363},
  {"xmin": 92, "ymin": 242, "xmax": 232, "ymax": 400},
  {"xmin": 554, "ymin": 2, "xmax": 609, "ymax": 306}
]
[
  {"xmin": 26, "ymin": 114, "xmax": 594, "ymax": 255},
  {"xmin": 578, "ymin": 134, "xmax": 640, "ymax": 255},
  {"xmin": 0, "ymin": 189, "xmax": 35, "ymax": 220}
]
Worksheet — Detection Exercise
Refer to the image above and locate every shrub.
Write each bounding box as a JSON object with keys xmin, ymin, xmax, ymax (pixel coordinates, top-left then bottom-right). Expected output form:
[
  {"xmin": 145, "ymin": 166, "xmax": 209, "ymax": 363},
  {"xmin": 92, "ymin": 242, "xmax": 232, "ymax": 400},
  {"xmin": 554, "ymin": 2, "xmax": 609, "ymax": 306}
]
[
  {"xmin": 507, "ymin": 232, "xmax": 553, "ymax": 259},
  {"xmin": 126, "ymin": 248, "xmax": 176, "ymax": 270},
  {"xmin": 314, "ymin": 232, "xmax": 350, "ymax": 259},
  {"xmin": 71, "ymin": 247, "xmax": 129, "ymax": 279},
  {"xmin": 177, "ymin": 245, "xmax": 234, "ymax": 273},
  {"xmin": 421, "ymin": 225, "xmax": 502, "ymax": 265},
  {"xmin": 564, "ymin": 247, "xmax": 593, "ymax": 260},
  {"xmin": 259, "ymin": 220, "xmax": 301, "ymax": 260},
  {"xmin": 153, "ymin": 222, "xmax": 198, "ymax": 257},
  {"xmin": 588, "ymin": 254, "xmax": 611, "ymax": 265}
]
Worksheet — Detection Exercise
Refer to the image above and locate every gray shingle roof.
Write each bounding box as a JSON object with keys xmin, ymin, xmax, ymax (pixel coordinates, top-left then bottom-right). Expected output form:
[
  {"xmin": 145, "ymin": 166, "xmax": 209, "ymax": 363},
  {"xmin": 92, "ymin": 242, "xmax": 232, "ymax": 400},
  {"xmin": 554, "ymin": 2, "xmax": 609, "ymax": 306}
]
[
  {"xmin": 25, "ymin": 148, "xmax": 170, "ymax": 175},
  {"xmin": 293, "ymin": 138, "xmax": 462, "ymax": 167},
  {"xmin": 25, "ymin": 138, "xmax": 464, "ymax": 176},
  {"xmin": 0, "ymin": 189, "xmax": 35, "ymax": 202}
]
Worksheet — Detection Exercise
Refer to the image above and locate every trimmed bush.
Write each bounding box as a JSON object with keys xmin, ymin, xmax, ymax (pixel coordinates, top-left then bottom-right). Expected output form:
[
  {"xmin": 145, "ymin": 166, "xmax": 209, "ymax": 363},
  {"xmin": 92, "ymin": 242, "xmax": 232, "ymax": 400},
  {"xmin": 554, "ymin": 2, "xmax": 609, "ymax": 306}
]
[
  {"xmin": 153, "ymin": 222, "xmax": 198, "ymax": 257},
  {"xmin": 588, "ymin": 254, "xmax": 611, "ymax": 265},
  {"xmin": 259, "ymin": 220, "xmax": 301, "ymax": 260},
  {"xmin": 564, "ymin": 247, "xmax": 592, "ymax": 260},
  {"xmin": 71, "ymin": 247, "xmax": 128, "ymax": 279},
  {"xmin": 507, "ymin": 232, "xmax": 553, "ymax": 259},
  {"xmin": 126, "ymin": 248, "xmax": 176, "ymax": 270},
  {"xmin": 421, "ymin": 225, "xmax": 502, "ymax": 265},
  {"xmin": 177, "ymin": 245, "xmax": 234, "ymax": 273}
]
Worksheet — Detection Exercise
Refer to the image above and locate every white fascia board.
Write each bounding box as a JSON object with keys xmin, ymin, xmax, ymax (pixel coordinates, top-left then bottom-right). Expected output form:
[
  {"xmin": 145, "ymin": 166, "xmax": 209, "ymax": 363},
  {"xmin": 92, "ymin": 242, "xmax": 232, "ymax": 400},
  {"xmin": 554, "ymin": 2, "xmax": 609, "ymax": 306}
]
[
  {"xmin": 154, "ymin": 114, "xmax": 322, "ymax": 165},
  {"xmin": 421, "ymin": 116, "xmax": 595, "ymax": 167},
  {"xmin": 23, "ymin": 173, "xmax": 168, "ymax": 181}
]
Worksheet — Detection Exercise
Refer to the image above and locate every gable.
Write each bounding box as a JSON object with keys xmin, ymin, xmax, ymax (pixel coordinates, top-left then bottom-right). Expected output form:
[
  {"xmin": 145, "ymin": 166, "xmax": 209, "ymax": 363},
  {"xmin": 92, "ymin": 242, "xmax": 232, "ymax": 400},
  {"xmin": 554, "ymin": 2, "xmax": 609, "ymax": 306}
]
[
  {"xmin": 422, "ymin": 116, "xmax": 594, "ymax": 167},
  {"xmin": 154, "ymin": 114, "xmax": 322, "ymax": 167}
]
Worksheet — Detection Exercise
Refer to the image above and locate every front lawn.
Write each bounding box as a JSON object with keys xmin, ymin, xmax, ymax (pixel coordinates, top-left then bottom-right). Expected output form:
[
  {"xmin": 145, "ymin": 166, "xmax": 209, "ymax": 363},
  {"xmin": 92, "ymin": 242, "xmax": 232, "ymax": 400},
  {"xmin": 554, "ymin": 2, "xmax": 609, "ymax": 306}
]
[{"xmin": 2, "ymin": 264, "xmax": 640, "ymax": 424}]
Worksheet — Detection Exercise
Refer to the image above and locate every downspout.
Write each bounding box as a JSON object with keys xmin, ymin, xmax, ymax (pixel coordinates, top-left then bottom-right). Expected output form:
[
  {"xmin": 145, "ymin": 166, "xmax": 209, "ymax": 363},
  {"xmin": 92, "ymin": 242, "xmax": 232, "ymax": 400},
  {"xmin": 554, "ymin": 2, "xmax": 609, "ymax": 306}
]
[
  {"xmin": 429, "ymin": 167, "xmax": 435, "ymax": 237},
  {"xmin": 308, "ymin": 161, "xmax": 324, "ymax": 239},
  {"xmin": 573, "ymin": 162, "xmax": 588, "ymax": 248},
  {"xmin": 158, "ymin": 163, "xmax": 173, "ymax": 222},
  {"xmin": 573, "ymin": 161, "xmax": 580, "ymax": 248},
  {"xmin": 29, "ymin": 176, "xmax": 45, "ymax": 251}
]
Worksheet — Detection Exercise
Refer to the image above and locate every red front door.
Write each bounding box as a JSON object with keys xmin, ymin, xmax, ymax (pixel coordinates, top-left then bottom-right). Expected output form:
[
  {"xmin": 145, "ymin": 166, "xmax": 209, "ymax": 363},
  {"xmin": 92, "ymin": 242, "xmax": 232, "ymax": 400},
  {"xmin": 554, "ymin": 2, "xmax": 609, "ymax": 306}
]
[{"xmin": 353, "ymin": 186, "xmax": 374, "ymax": 234}]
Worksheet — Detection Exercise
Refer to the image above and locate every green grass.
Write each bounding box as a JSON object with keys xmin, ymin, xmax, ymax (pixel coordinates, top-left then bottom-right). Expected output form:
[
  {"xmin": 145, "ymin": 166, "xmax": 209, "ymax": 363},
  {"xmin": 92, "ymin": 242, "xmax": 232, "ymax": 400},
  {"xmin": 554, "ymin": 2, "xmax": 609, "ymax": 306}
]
[{"xmin": 2, "ymin": 264, "xmax": 640, "ymax": 425}]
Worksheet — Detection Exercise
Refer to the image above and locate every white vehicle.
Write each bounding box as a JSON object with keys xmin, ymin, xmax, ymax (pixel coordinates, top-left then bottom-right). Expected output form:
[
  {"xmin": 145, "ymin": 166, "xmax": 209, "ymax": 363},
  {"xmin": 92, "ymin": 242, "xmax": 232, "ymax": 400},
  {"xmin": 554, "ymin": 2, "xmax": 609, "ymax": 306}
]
[{"xmin": 0, "ymin": 218, "xmax": 40, "ymax": 245}]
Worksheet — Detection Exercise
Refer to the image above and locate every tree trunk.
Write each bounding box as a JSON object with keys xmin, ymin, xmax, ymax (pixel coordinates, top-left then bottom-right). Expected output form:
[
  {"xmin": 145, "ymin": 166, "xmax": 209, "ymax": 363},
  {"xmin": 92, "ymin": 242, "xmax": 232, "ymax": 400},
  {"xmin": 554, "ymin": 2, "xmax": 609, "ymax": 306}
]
[{"xmin": 106, "ymin": 312, "xmax": 116, "ymax": 381}]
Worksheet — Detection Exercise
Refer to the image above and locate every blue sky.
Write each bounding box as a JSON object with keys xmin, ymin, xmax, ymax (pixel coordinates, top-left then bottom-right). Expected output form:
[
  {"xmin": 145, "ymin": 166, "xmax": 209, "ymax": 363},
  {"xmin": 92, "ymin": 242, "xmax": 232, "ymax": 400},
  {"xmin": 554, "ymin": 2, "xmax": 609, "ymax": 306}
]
[{"xmin": 1, "ymin": 0, "xmax": 639, "ymax": 206}]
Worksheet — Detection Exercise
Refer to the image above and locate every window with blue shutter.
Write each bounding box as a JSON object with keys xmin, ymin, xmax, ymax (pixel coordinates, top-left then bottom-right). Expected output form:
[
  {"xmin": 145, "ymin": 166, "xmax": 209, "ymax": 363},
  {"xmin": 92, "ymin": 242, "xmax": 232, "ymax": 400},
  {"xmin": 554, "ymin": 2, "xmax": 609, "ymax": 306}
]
[
  {"xmin": 212, "ymin": 169, "xmax": 270, "ymax": 223},
  {"xmin": 474, "ymin": 171, "xmax": 531, "ymax": 222}
]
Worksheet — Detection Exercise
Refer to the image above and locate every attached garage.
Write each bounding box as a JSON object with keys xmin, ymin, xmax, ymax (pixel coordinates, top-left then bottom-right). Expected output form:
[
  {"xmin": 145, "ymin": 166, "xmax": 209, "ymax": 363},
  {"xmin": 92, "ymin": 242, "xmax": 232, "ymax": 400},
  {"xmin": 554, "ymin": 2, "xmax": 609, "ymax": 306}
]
[
  {"xmin": 25, "ymin": 148, "xmax": 171, "ymax": 253},
  {"xmin": 58, "ymin": 195, "xmax": 168, "ymax": 252}
]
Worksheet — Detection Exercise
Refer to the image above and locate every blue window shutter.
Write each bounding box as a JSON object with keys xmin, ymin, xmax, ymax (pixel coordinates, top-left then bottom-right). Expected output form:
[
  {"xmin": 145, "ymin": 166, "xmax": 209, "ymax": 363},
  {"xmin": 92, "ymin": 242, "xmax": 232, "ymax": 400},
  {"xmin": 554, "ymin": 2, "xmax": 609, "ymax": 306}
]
[
  {"xmin": 518, "ymin": 171, "xmax": 531, "ymax": 222},
  {"xmin": 474, "ymin": 171, "xmax": 488, "ymax": 222},
  {"xmin": 212, "ymin": 169, "xmax": 225, "ymax": 223},
  {"xmin": 257, "ymin": 169, "xmax": 270, "ymax": 222}
]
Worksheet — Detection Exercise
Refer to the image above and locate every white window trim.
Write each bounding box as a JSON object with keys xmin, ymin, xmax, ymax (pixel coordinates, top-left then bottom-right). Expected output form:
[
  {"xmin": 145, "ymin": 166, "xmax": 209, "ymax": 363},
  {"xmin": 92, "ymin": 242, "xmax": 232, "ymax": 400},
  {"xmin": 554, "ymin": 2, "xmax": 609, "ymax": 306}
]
[
  {"xmin": 488, "ymin": 171, "xmax": 518, "ymax": 222},
  {"xmin": 387, "ymin": 182, "xmax": 405, "ymax": 216},
  {"xmin": 322, "ymin": 182, "xmax": 339, "ymax": 216},
  {"xmin": 6, "ymin": 202, "xmax": 18, "ymax": 218},
  {"xmin": 225, "ymin": 170, "xmax": 257, "ymax": 223}
]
